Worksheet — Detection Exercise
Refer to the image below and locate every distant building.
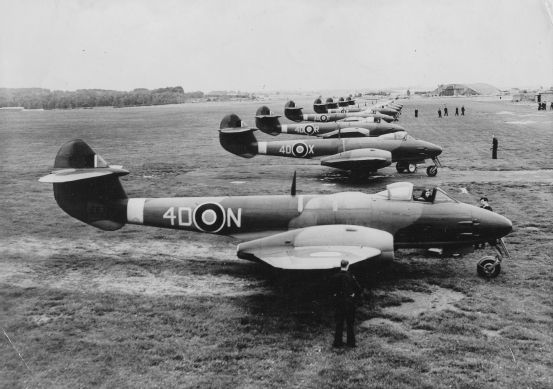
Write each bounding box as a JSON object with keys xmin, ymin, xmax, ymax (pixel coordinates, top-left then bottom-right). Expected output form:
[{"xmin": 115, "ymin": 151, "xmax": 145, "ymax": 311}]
[{"xmin": 432, "ymin": 83, "xmax": 500, "ymax": 96}]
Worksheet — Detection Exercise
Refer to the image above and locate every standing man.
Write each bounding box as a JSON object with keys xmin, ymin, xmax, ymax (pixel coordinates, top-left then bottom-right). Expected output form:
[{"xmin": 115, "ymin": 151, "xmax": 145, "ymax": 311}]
[
  {"xmin": 444, "ymin": 106, "xmax": 448, "ymax": 116},
  {"xmin": 480, "ymin": 197, "xmax": 493, "ymax": 211},
  {"xmin": 438, "ymin": 108, "xmax": 442, "ymax": 118},
  {"xmin": 550, "ymin": 102, "xmax": 553, "ymax": 110},
  {"xmin": 455, "ymin": 107, "xmax": 459, "ymax": 116},
  {"xmin": 461, "ymin": 106, "xmax": 465, "ymax": 115},
  {"xmin": 492, "ymin": 135, "xmax": 498, "ymax": 159},
  {"xmin": 331, "ymin": 259, "xmax": 362, "ymax": 348},
  {"xmin": 415, "ymin": 109, "xmax": 419, "ymax": 118}
]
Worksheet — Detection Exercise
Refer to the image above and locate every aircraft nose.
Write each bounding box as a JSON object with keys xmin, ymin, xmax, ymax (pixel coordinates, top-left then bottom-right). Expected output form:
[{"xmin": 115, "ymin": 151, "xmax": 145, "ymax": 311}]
[
  {"xmin": 392, "ymin": 124, "xmax": 406, "ymax": 131},
  {"xmin": 420, "ymin": 141, "xmax": 442, "ymax": 157},
  {"xmin": 475, "ymin": 209, "xmax": 513, "ymax": 239}
]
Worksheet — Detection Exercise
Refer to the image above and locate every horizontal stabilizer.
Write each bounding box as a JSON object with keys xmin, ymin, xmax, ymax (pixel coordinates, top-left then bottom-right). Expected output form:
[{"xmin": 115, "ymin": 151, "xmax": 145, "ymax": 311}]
[
  {"xmin": 237, "ymin": 224, "xmax": 393, "ymax": 269},
  {"xmin": 39, "ymin": 167, "xmax": 129, "ymax": 183},
  {"xmin": 219, "ymin": 127, "xmax": 257, "ymax": 134}
]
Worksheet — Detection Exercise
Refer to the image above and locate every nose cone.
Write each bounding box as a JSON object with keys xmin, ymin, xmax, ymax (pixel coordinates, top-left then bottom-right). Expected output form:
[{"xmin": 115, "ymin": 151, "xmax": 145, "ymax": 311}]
[
  {"xmin": 419, "ymin": 140, "xmax": 442, "ymax": 158},
  {"xmin": 387, "ymin": 123, "xmax": 405, "ymax": 132},
  {"xmin": 474, "ymin": 208, "xmax": 513, "ymax": 240}
]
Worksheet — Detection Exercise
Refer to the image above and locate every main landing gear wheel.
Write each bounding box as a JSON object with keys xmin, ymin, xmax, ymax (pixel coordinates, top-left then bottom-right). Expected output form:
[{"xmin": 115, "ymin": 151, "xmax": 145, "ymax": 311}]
[
  {"xmin": 407, "ymin": 163, "xmax": 417, "ymax": 173},
  {"xmin": 477, "ymin": 256, "xmax": 501, "ymax": 278},
  {"xmin": 396, "ymin": 163, "xmax": 406, "ymax": 173},
  {"xmin": 426, "ymin": 165, "xmax": 438, "ymax": 177}
]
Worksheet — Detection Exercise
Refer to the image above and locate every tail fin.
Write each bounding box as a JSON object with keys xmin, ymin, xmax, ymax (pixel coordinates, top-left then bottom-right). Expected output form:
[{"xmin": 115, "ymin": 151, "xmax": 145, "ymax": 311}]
[
  {"xmin": 39, "ymin": 139, "xmax": 128, "ymax": 231},
  {"xmin": 219, "ymin": 114, "xmax": 258, "ymax": 158},
  {"xmin": 337, "ymin": 97, "xmax": 349, "ymax": 107},
  {"xmin": 254, "ymin": 106, "xmax": 282, "ymax": 136},
  {"xmin": 325, "ymin": 98, "xmax": 338, "ymax": 110},
  {"xmin": 284, "ymin": 101, "xmax": 304, "ymax": 122},
  {"xmin": 313, "ymin": 98, "xmax": 327, "ymax": 114}
]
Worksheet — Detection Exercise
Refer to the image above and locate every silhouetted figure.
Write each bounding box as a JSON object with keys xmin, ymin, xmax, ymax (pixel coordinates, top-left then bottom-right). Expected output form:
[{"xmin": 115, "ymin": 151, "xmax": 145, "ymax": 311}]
[
  {"xmin": 438, "ymin": 109, "xmax": 442, "ymax": 118},
  {"xmin": 415, "ymin": 109, "xmax": 418, "ymax": 118},
  {"xmin": 444, "ymin": 107, "xmax": 448, "ymax": 116},
  {"xmin": 550, "ymin": 102, "xmax": 553, "ymax": 110},
  {"xmin": 331, "ymin": 259, "xmax": 362, "ymax": 348},
  {"xmin": 461, "ymin": 106, "xmax": 465, "ymax": 115},
  {"xmin": 492, "ymin": 136, "xmax": 498, "ymax": 159},
  {"xmin": 455, "ymin": 107, "xmax": 459, "ymax": 116}
]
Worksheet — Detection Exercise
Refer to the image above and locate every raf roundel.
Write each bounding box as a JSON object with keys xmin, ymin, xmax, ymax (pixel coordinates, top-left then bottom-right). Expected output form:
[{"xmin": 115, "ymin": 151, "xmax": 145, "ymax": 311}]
[
  {"xmin": 292, "ymin": 142, "xmax": 309, "ymax": 158},
  {"xmin": 193, "ymin": 202, "xmax": 226, "ymax": 233},
  {"xmin": 320, "ymin": 114, "xmax": 328, "ymax": 122},
  {"xmin": 304, "ymin": 125, "xmax": 315, "ymax": 135}
]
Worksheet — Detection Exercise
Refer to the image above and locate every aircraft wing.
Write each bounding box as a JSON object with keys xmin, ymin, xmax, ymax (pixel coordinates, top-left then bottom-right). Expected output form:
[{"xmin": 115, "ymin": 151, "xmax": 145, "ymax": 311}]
[
  {"xmin": 237, "ymin": 225, "xmax": 393, "ymax": 270},
  {"xmin": 320, "ymin": 148, "xmax": 392, "ymax": 171}
]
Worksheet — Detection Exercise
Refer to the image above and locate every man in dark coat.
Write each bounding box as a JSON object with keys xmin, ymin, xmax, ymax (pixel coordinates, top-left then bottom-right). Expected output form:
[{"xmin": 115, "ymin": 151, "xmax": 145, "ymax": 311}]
[
  {"xmin": 438, "ymin": 108, "xmax": 442, "ymax": 118},
  {"xmin": 461, "ymin": 106, "xmax": 465, "ymax": 115},
  {"xmin": 331, "ymin": 259, "xmax": 362, "ymax": 348}
]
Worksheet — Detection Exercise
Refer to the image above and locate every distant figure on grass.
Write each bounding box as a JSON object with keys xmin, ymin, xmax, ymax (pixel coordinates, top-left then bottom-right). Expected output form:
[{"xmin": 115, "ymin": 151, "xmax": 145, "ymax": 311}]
[
  {"xmin": 444, "ymin": 107, "xmax": 448, "ymax": 116},
  {"xmin": 492, "ymin": 135, "xmax": 498, "ymax": 159},
  {"xmin": 438, "ymin": 108, "xmax": 442, "ymax": 118},
  {"xmin": 461, "ymin": 106, "xmax": 465, "ymax": 115},
  {"xmin": 331, "ymin": 259, "xmax": 362, "ymax": 348},
  {"xmin": 455, "ymin": 107, "xmax": 459, "ymax": 116},
  {"xmin": 550, "ymin": 102, "xmax": 553, "ymax": 110},
  {"xmin": 415, "ymin": 109, "xmax": 418, "ymax": 118}
]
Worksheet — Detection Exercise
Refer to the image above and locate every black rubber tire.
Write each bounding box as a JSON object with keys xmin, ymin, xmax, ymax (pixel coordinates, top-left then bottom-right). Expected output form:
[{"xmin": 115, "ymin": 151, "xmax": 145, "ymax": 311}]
[
  {"xmin": 477, "ymin": 256, "xmax": 501, "ymax": 278},
  {"xmin": 427, "ymin": 165, "xmax": 438, "ymax": 177},
  {"xmin": 396, "ymin": 163, "xmax": 406, "ymax": 173}
]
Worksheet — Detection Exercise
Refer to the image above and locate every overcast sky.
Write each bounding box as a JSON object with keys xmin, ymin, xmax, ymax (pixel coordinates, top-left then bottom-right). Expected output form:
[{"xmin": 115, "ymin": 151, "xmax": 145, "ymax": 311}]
[{"xmin": 1, "ymin": 0, "xmax": 552, "ymax": 92}]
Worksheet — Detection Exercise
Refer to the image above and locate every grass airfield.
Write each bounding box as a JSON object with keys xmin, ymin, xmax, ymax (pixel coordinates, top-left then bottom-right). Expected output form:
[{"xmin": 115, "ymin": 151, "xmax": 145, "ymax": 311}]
[{"xmin": 1, "ymin": 96, "xmax": 552, "ymax": 388}]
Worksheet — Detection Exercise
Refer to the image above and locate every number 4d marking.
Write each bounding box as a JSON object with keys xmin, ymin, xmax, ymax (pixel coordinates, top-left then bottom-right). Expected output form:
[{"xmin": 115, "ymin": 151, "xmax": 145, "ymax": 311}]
[{"xmin": 163, "ymin": 207, "xmax": 177, "ymax": 225}]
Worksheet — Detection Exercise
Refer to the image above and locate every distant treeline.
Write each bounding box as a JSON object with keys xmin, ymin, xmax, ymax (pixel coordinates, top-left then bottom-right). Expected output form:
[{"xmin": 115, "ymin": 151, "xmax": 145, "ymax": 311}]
[{"xmin": 0, "ymin": 87, "xmax": 204, "ymax": 109}]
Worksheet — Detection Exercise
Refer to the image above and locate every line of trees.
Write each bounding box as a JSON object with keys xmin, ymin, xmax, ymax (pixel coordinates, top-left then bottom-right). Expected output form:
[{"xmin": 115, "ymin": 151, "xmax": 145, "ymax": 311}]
[{"xmin": 0, "ymin": 87, "xmax": 204, "ymax": 109}]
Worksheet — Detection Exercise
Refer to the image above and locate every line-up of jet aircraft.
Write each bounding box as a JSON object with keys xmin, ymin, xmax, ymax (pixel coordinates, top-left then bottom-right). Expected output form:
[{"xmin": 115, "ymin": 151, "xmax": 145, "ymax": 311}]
[
  {"xmin": 219, "ymin": 97, "xmax": 442, "ymax": 178},
  {"xmin": 40, "ymin": 96, "xmax": 512, "ymax": 278}
]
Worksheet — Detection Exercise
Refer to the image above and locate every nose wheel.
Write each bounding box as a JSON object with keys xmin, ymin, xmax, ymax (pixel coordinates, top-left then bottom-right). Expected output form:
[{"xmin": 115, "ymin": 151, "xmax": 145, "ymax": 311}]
[
  {"xmin": 426, "ymin": 165, "xmax": 438, "ymax": 177},
  {"xmin": 477, "ymin": 256, "xmax": 501, "ymax": 278},
  {"xmin": 476, "ymin": 238, "xmax": 510, "ymax": 278},
  {"xmin": 426, "ymin": 157, "xmax": 442, "ymax": 177}
]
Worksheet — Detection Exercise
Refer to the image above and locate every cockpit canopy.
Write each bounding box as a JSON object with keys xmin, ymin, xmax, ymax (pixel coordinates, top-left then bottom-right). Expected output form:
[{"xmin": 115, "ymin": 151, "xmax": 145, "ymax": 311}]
[{"xmin": 376, "ymin": 182, "xmax": 457, "ymax": 203}]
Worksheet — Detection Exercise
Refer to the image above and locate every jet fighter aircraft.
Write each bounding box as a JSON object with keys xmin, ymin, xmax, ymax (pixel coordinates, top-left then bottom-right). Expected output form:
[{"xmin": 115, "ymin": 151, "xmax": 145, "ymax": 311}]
[
  {"xmin": 314, "ymin": 98, "xmax": 401, "ymax": 119},
  {"xmin": 39, "ymin": 139, "xmax": 511, "ymax": 277},
  {"xmin": 221, "ymin": 113, "xmax": 443, "ymax": 177},
  {"xmin": 261, "ymin": 106, "xmax": 405, "ymax": 138},
  {"xmin": 284, "ymin": 101, "xmax": 395, "ymax": 124}
]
